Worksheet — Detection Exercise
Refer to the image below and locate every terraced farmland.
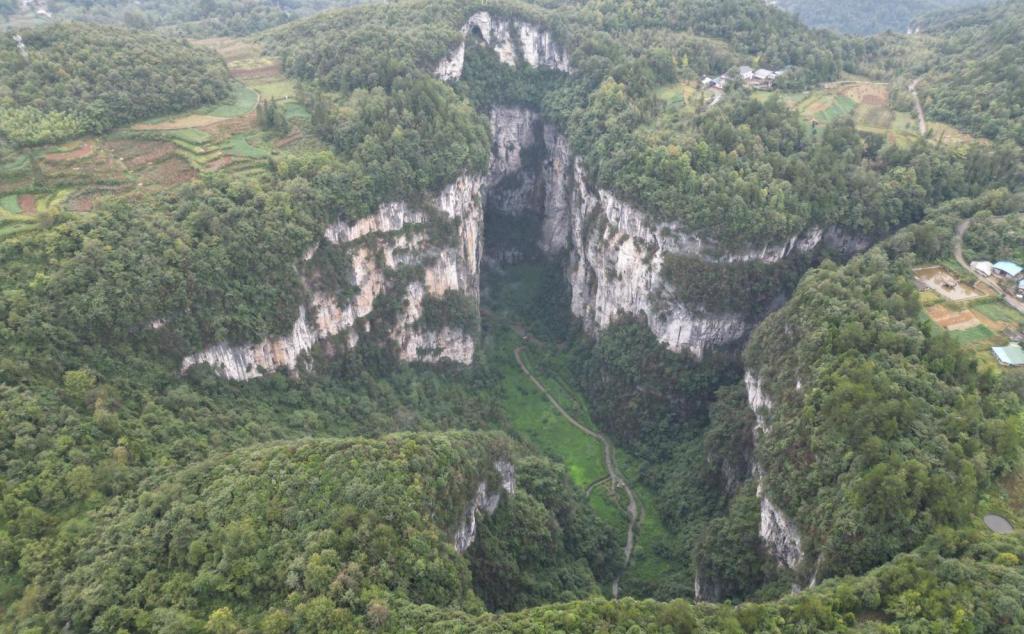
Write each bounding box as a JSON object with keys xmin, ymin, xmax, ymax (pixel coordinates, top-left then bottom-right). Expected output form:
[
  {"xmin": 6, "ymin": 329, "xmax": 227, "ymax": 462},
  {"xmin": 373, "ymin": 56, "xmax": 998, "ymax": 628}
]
[{"xmin": 0, "ymin": 36, "xmax": 321, "ymax": 234}]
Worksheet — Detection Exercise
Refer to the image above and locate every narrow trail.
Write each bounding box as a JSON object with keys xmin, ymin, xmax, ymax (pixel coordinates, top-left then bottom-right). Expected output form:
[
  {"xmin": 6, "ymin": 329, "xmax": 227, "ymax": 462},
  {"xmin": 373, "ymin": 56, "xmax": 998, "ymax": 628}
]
[
  {"xmin": 585, "ymin": 476, "xmax": 610, "ymax": 497},
  {"xmin": 909, "ymin": 78, "xmax": 927, "ymax": 136},
  {"xmin": 514, "ymin": 347, "xmax": 640, "ymax": 599}
]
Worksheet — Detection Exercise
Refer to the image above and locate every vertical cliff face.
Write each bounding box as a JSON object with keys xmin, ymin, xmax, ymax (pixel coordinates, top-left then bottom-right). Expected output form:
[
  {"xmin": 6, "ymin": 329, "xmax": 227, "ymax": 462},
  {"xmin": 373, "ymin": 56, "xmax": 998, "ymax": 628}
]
[
  {"xmin": 744, "ymin": 371, "xmax": 805, "ymax": 572},
  {"xmin": 183, "ymin": 103, "xmax": 849, "ymax": 380},
  {"xmin": 434, "ymin": 11, "xmax": 571, "ymax": 81},
  {"xmin": 182, "ymin": 175, "xmax": 484, "ymax": 380},
  {"xmin": 453, "ymin": 459, "xmax": 517, "ymax": 553},
  {"xmin": 482, "ymin": 106, "xmax": 829, "ymax": 358}
]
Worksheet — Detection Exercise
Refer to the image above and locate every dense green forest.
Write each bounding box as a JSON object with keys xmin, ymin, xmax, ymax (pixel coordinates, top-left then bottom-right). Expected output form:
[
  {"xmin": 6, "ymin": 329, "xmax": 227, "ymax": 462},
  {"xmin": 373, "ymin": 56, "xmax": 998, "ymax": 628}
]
[
  {"xmin": 0, "ymin": 23, "xmax": 231, "ymax": 145},
  {"xmin": 963, "ymin": 210, "xmax": 1024, "ymax": 263},
  {"xmin": 747, "ymin": 248, "xmax": 1021, "ymax": 578},
  {"xmin": 9, "ymin": 432, "xmax": 621, "ymax": 631},
  {"xmin": 775, "ymin": 0, "xmax": 995, "ymax": 34},
  {"xmin": 899, "ymin": 0, "xmax": 1024, "ymax": 146},
  {"xmin": 2, "ymin": 0, "xmax": 1024, "ymax": 631},
  {"xmin": 12, "ymin": 0, "xmax": 368, "ymax": 36},
  {"xmin": 268, "ymin": 0, "xmax": 996, "ymax": 248}
]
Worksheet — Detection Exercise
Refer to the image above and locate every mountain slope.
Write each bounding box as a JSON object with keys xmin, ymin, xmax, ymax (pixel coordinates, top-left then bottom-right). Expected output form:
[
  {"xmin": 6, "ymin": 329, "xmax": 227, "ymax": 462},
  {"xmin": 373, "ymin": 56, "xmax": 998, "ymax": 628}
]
[
  {"xmin": 775, "ymin": 0, "xmax": 996, "ymax": 34},
  {"xmin": 0, "ymin": 23, "xmax": 232, "ymax": 146}
]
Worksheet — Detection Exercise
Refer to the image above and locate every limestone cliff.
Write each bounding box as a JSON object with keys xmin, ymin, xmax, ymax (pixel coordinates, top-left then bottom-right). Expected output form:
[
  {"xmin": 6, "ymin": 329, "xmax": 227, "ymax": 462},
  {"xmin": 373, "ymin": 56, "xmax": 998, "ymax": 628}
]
[
  {"xmin": 485, "ymin": 105, "xmax": 829, "ymax": 359},
  {"xmin": 184, "ymin": 101, "xmax": 854, "ymax": 380},
  {"xmin": 744, "ymin": 371, "xmax": 805, "ymax": 572},
  {"xmin": 182, "ymin": 175, "xmax": 484, "ymax": 380},
  {"xmin": 453, "ymin": 459, "xmax": 517, "ymax": 553},
  {"xmin": 435, "ymin": 11, "xmax": 571, "ymax": 81}
]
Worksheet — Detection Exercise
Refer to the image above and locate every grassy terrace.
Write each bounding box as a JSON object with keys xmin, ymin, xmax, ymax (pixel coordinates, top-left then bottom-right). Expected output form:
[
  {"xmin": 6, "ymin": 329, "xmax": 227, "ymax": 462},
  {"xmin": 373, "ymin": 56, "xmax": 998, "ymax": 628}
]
[{"xmin": 482, "ymin": 263, "xmax": 676, "ymax": 595}]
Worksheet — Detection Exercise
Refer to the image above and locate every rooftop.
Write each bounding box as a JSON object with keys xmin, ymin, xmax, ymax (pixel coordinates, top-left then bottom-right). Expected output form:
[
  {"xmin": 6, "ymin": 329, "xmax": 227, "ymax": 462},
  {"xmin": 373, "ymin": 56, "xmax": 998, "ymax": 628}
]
[
  {"xmin": 992, "ymin": 344, "xmax": 1024, "ymax": 366},
  {"xmin": 994, "ymin": 261, "xmax": 1022, "ymax": 276}
]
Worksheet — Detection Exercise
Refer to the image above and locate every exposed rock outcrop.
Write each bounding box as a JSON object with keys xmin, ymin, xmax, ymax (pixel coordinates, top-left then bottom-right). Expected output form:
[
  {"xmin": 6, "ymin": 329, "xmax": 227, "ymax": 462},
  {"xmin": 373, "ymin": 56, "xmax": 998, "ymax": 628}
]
[
  {"xmin": 453, "ymin": 459, "xmax": 517, "ymax": 553},
  {"xmin": 486, "ymin": 104, "xmax": 831, "ymax": 358},
  {"xmin": 435, "ymin": 11, "xmax": 571, "ymax": 81},
  {"xmin": 185, "ymin": 102, "xmax": 858, "ymax": 380},
  {"xmin": 744, "ymin": 371, "xmax": 805, "ymax": 571},
  {"xmin": 182, "ymin": 175, "xmax": 484, "ymax": 380}
]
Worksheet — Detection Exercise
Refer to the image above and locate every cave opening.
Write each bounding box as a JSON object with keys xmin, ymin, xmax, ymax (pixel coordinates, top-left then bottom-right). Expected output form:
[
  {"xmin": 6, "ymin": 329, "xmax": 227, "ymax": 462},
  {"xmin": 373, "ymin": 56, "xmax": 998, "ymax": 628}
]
[{"xmin": 479, "ymin": 109, "xmax": 574, "ymax": 341}]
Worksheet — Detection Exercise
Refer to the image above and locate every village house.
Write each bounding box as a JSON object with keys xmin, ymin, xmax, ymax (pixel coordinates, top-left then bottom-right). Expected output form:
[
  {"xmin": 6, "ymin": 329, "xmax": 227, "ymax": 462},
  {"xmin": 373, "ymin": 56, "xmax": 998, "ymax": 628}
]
[
  {"xmin": 993, "ymin": 261, "xmax": 1023, "ymax": 279},
  {"xmin": 971, "ymin": 261, "xmax": 994, "ymax": 277},
  {"xmin": 992, "ymin": 343, "xmax": 1024, "ymax": 367},
  {"xmin": 751, "ymin": 68, "xmax": 778, "ymax": 89}
]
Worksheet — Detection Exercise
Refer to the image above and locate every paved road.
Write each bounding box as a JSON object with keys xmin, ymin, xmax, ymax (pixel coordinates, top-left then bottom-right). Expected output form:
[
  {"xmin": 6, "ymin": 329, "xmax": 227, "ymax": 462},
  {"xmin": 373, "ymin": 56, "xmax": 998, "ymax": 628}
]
[
  {"xmin": 514, "ymin": 347, "xmax": 640, "ymax": 598},
  {"xmin": 909, "ymin": 79, "xmax": 927, "ymax": 136},
  {"xmin": 954, "ymin": 218, "xmax": 1024, "ymax": 313}
]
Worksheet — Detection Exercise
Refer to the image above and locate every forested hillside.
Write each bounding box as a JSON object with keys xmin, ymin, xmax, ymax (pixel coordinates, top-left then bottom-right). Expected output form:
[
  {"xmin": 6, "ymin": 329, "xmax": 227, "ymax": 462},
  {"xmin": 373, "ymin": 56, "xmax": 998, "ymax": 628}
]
[
  {"xmin": 10, "ymin": 432, "xmax": 620, "ymax": 632},
  {"xmin": 8, "ymin": 0, "xmax": 368, "ymax": 36},
  {"xmin": 746, "ymin": 249, "xmax": 1020, "ymax": 578},
  {"xmin": 2, "ymin": 0, "xmax": 1024, "ymax": 631},
  {"xmin": 0, "ymin": 23, "xmax": 231, "ymax": 145},
  {"xmin": 911, "ymin": 0, "xmax": 1024, "ymax": 146},
  {"xmin": 775, "ymin": 0, "xmax": 995, "ymax": 34}
]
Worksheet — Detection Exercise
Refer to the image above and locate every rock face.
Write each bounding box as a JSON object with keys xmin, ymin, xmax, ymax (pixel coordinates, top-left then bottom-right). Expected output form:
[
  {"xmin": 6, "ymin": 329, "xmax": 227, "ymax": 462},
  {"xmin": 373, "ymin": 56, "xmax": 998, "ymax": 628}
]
[
  {"xmin": 182, "ymin": 175, "xmax": 484, "ymax": 380},
  {"xmin": 744, "ymin": 371, "xmax": 805, "ymax": 571},
  {"xmin": 482, "ymin": 105, "xmax": 826, "ymax": 358},
  {"xmin": 435, "ymin": 11, "xmax": 571, "ymax": 81},
  {"xmin": 184, "ymin": 98, "xmax": 858, "ymax": 380},
  {"xmin": 453, "ymin": 459, "xmax": 517, "ymax": 553}
]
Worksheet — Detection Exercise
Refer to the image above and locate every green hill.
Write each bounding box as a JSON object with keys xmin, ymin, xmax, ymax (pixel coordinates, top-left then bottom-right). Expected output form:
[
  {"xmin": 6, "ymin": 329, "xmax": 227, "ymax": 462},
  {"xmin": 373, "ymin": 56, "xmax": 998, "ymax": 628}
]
[{"xmin": 775, "ymin": 0, "xmax": 996, "ymax": 34}]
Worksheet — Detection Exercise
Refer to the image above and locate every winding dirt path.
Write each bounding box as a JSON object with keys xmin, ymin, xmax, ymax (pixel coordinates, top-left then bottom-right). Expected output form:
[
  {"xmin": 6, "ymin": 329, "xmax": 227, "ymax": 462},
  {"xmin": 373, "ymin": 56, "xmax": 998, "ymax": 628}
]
[
  {"xmin": 514, "ymin": 347, "xmax": 639, "ymax": 598},
  {"xmin": 909, "ymin": 79, "xmax": 927, "ymax": 136},
  {"xmin": 585, "ymin": 476, "xmax": 610, "ymax": 497}
]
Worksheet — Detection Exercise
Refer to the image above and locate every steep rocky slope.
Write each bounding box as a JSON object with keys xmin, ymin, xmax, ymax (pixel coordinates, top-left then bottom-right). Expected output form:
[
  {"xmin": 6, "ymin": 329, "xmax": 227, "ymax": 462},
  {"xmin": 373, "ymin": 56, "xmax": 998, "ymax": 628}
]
[{"xmin": 185, "ymin": 12, "xmax": 864, "ymax": 377}]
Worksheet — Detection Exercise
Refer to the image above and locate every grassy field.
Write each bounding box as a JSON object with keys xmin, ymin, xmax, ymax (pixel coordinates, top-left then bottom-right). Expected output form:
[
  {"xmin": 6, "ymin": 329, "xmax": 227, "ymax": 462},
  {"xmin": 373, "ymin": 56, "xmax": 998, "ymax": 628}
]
[
  {"xmin": 0, "ymin": 195, "xmax": 19, "ymax": 214},
  {"xmin": 207, "ymin": 83, "xmax": 260, "ymax": 118},
  {"xmin": 950, "ymin": 324, "xmax": 996, "ymax": 345},
  {"xmin": 249, "ymin": 78, "xmax": 297, "ymax": 100},
  {"xmin": 655, "ymin": 81, "xmax": 700, "ymax": 112},
  {"xmin": 482, "ymin": 262, "xmax": 679, "ymax": 595},
  {"xmin": 972, "ymin": 299, "xmax": 1024, "ymax": 326},
  {"xmin": 224, "ymin": 134, "xmax": 271, "ymax": 159},
  {"xmin": 489, "ymin": 328, "xmax": 607, "ymax": 487}
]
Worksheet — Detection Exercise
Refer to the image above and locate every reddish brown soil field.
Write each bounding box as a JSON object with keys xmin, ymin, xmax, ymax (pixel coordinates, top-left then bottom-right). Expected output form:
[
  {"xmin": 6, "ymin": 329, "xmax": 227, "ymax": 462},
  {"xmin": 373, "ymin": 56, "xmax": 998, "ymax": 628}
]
[
  {"xmin": 231, "ymin": 63, "xmax": 283, "ymax": 81},
  {"xmin": 112, "ymin": 141, "xmax": 179, "ymax": 169},
  {"xmin": 206, "ymin": 156, "xmax": 235, "ymax": 172},
  {"xmin": 17, "ymin": 194, "xmax": 36, "ymax": 214},
  {"xmin": 140, "ymin": 157, "xmax": 197, "ymax": 188},
  {"xmin": 44, "ymin": 142, "xmax": 95, "ymax": 162}
]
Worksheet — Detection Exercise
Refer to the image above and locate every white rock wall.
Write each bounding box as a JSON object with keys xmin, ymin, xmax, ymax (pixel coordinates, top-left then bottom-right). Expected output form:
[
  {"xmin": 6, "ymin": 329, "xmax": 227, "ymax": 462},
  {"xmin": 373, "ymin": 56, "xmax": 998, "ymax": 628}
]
[
  {"xmin": 182, "ymin": 176, "xmax": 484, "ymax": 380},
  {"xmin": 744, "ymin": 371, "xmax": 805, "ymax": 571},
  {"xmin": 434, "ymin": 11, "xmax": 572, "ymax": 81},
  {"xmin": 453, "ymin": 459, "xmax": 517, "ymax": 553}
]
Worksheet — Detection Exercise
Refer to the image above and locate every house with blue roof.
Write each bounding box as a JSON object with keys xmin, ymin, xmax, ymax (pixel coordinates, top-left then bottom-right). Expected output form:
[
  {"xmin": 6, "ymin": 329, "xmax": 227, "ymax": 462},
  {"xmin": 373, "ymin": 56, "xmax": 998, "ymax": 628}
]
[
  {"xmin": 993, "ymin": 344, "xmax": 1024, "ymax": 367},
  {"xmin": 993, "ymin": 261, "xmax": 1022, "ymax": 278}
]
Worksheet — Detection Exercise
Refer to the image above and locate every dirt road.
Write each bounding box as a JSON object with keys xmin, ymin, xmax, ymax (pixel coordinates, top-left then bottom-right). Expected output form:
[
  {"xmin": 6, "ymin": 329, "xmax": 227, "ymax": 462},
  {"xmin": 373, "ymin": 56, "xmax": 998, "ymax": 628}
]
[
  {"xmin": 954, "ymin": 218, "xmax": 1024, "ymax": 313},
  {"xmin": 909, "ymin": 79, "xmax": 927, "ymax": 136},
  {"xmin": 514, "ymin": 347, "xmax": 640, "ymax": 598}
]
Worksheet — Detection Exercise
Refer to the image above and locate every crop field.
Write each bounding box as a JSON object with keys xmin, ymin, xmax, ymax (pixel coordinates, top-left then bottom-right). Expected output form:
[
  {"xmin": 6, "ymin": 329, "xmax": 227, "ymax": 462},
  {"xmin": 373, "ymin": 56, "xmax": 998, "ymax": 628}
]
[
  {"xmin": 762, "ymin": 81, "xmax": 972, "ymax": 147},
  {"xmin": 0, "ymin": 36, "xmax": 321, "ymax": 231},
  {"xmin": 0, "ymin": 195, "xmax": 19, "ymax": 214},
  {"xmin": 655, "ymin": 81, "xmax": 700, "ymax": 111},
  {"xmin": 923, "ymin": 292, "xmax": 1024, "ymax": 370}
]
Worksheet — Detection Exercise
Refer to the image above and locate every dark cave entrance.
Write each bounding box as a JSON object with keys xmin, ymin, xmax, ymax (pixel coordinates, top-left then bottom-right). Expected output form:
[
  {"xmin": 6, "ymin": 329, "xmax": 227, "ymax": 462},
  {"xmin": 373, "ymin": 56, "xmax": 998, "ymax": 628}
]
[{"xmin": 482, "ymin": 115, "xmax": 556, "ymax": 268}]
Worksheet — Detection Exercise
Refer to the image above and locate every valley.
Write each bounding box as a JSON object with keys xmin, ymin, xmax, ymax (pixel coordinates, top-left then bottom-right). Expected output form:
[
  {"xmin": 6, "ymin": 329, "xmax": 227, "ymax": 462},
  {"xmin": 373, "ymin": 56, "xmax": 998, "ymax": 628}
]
[{"xmin": 1, "ymin": 0, "xmax": 1023, "ymax": 631}]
